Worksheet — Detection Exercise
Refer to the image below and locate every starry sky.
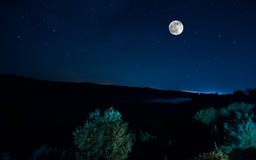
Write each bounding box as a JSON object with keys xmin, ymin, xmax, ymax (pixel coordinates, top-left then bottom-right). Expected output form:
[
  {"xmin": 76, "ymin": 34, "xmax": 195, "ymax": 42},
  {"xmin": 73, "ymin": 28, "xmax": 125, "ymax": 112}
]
[{"xmin": 0, "ymin": 0, "xmax": 256, "ymax": 94}]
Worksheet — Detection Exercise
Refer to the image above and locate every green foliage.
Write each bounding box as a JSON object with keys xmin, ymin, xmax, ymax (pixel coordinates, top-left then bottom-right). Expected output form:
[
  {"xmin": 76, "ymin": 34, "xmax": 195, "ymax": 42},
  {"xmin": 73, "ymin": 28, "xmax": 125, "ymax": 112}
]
[
  {"xmin": 220, "ymin": 116, "xmax": 256, "ymax": 154},
  {"xmin": 194, "ymin": 103, "xmax": 255, "ymax": 127},
  {"xmin": 31, "ymin": 145, "xmax": 67, "ymax": 160},
  {"xmin": 0, "ymin": 152, "xmax": 11, "ymax": 160},
  {"xmin": 218, "ymin": 103, "xmax": 256, "ymax": 154},
  {"xmin": 73, "ymin": 107, "xmax": 134, "ymax": 160},
  {"xmin": 194, "ymin": 102, "xmax": 256, "ymax": 155},
  {"xmin": 196, "ymin": 149, "xmax": 230, "ymax": 160},
  {"xmin": 219, "ymin": 145, "xmax": 238, "ymax": 156},
  {"xmin": 219, "ymin": 102, "xmax": 254, "ymax": 117},
  {"xmin": 194, "ymin": 107, "xmax": 217, "ymax": 125},
  {"xmin": 138, "ymin": 130, "xmax": 156, "ymax": 143}
]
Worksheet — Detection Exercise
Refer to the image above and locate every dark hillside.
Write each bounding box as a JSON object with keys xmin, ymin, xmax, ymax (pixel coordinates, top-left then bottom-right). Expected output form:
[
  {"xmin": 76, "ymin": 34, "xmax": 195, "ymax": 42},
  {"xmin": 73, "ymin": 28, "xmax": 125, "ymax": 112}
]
[{"xmin": 0, "ymin": 74, "xmax": 255, "ymax": 159}]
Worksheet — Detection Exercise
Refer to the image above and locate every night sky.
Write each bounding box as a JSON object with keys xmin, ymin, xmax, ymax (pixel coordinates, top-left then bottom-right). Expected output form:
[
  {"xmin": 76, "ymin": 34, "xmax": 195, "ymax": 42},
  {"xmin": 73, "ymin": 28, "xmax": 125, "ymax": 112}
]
[{"xmin": 0, "ymin": 0, "xmax": 256, "ymax": 94}]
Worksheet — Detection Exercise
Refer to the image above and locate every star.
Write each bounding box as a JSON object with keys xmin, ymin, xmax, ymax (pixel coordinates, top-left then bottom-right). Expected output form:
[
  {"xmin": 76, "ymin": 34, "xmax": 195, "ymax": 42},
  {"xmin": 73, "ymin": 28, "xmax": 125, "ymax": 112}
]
[
  {"xmin": 1, "ymin": 0, "xmax": 255, "ymax": 94},
  {"xmin": 232, "ymin": 1, "xmax": 238, "ymax": 6},
  {"xmin": 194, "ymin": 31, "xmax": 199, "ymax": 35},
  {"xmin": 17, "ymin": 35, "xmax": 22, "ymax": 39},
  {"xmin": 154, "ymin": 0, "xmax": 158, "ymax": 6},
  {"xmin": 65, "ymin": 52, "xmax": 71, "ymax": 56},
  {"xmin": 195, "ymin": 69, "xmax": 200, "ymax": 73},
  {"xmin": 219, "ymin": 61, "xmax": 225, "ymax": 65},
  {"xmin": 43, "ymin": 41, "xmax": 48, "ymax": 47},
  {"xmin": 135, "ymin": 64, "xmax": 141, "ymax": 69},
  {"xmin": 233, "ymin": 40, "xmax": 237, "ymax": 45}
]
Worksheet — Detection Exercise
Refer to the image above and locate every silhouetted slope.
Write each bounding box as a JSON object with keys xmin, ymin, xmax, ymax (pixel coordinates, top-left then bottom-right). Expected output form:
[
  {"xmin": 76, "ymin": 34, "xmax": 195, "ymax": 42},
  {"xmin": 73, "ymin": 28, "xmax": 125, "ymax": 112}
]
[
  {"xmin": 0, "ymin": 74, "xmax": 199, "ymax": 103},
  {"xmin": 0, "ymin": 74, "xmax": 255, "ymax": 159}
]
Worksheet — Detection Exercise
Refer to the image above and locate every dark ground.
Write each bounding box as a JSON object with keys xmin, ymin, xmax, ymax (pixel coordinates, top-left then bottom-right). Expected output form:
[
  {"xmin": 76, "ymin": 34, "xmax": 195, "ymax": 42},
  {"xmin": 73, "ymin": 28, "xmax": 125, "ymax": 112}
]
[{"xmin": 0, "ymin": 74, "xmax": 255, "ymax": 159}]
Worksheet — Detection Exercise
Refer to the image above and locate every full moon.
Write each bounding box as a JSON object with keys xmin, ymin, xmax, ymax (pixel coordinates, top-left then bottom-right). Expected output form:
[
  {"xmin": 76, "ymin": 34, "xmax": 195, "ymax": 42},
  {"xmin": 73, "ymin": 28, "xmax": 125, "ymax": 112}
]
[{"xmin": 169, "ymin": 20, "xmax": 184, "ymax": 36}]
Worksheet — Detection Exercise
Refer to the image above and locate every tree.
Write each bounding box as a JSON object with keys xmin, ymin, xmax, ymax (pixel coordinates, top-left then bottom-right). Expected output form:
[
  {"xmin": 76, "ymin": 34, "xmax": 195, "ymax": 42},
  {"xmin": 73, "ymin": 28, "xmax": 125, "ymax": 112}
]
[
  {"xmin": 194, "ymin": 103, "xmax": 256, "ymax": 155},
  {"xmin": 73, "ymin": 107, "xmax": 134, "ymax": 160},
  {"xmin": 193, "ymin": 107, "xmax": 218, "ymax": 126}
]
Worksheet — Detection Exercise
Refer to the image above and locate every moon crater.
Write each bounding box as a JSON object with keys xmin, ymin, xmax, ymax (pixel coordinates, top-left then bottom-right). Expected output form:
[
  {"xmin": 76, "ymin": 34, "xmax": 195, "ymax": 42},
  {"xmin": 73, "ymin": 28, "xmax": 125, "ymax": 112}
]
[{"xmin": 169, "ymin": 20, "xmax": 184, "ymax": 36}]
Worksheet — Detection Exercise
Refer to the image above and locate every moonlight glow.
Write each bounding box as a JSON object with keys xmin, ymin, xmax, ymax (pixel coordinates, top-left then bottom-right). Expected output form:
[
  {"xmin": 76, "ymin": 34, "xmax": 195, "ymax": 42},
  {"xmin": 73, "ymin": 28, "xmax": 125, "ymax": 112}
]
[
  {"xmin": 169, "ymin": 20, "xmax": 184, "ymax": 36},
  {"xmin": 0, "ymin": 0, "xmax": 255, "ymax": 93}
]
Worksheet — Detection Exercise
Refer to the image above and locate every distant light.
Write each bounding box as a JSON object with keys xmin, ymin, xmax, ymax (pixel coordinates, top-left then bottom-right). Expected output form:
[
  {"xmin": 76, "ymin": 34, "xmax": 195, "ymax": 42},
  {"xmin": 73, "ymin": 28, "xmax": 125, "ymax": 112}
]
[
  {"xmin": 198, "ymin": 90, "xmax": 229, "ymax": 95},
  {"xmin": 182, "ymin": 89, "xmax": 229, "ymax": 95},
  {"xmin": 181, "ymin": 90, "xmax": 199, "ymax": 94}
]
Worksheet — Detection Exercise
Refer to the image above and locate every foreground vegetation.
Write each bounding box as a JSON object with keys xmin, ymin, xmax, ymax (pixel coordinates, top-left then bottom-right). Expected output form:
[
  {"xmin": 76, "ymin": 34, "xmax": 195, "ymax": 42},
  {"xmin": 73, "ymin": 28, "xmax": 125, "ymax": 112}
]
[{"xmin": 2, "ymin": 102, "xmax": 256, "ymax": 160}]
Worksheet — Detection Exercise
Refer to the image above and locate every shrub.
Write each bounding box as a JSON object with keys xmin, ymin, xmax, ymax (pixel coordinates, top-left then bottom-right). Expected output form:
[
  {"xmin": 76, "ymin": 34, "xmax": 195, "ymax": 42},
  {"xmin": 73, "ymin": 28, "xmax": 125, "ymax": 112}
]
[
  {"xmin": 73, "ymin": 107, "xmax": 134, "ymax": 160},
  {"xmin": 220, "ymin": 116, "xmax": 256, "ymax": 154},
  {"xmin": 0, "ymin": 152, "xmax": 11, "ymax": 160},
  {"xmin": 219, "ymin": 102, "xmax": 254, "ymax": 117},
  {"xmin": 194, "ymin": 102, "xmax": 256, "ymax": 156},
  {"xmin": 31, "ymin": 145, "xmax": 67, "ymax": 160},
  {"xmin": 138, "ymin": 130, "xmax": 156, "ymax": 143},
  {"xmin": 194, "ymin": 107, "xmax": 217, "ymax": 126},
  {"xmin": 195, "ymin": 149, "xmax": 230, "ymax": 160}
]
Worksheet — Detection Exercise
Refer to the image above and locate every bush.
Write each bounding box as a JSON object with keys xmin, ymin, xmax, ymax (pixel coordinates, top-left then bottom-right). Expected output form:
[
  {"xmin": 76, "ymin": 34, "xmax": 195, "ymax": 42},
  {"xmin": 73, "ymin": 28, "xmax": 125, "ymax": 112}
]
[
  {"xmin": 194, "ymin": 107, "xmax": 217, "ymax": 126},
  {"xmin": 138, "ymin": 130, "xmax": 156, "ymax": 143},
  {"xmin": 219, "ymin": 102, "xmax": 254, "ymax": 117},
  {"xmin": 194, "ymin": 102, "xmax": 256, "ymax": 155},
  {"xmin": 220, "ymin": 116, "xmax": 256, "ymax": 154},
  {"xmin": 194, "ymin": 103, "xmax": 255, "ymax": 126},
  {"xmin": 195, "ymin": 149, "xmax": 230, "ymax": 160},
  {"xmin": 31, "ymin": 145, "xmax": 67, "ymax": 160},
  {"xmin": 0, "ymin": 152, "xmax": 11, "ymax": 160},
  {"xmin": 73, "ymin": 107, "xmax": 134, "ymax": 160}
]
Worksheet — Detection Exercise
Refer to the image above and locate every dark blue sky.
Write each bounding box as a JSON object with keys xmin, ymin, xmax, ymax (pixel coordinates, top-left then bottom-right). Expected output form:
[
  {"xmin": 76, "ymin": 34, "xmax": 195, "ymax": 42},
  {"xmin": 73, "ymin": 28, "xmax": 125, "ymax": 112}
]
[{"xmin": 0, "ymin": 0, "xmax": 255, "ymax": 93}]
